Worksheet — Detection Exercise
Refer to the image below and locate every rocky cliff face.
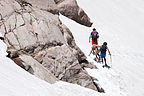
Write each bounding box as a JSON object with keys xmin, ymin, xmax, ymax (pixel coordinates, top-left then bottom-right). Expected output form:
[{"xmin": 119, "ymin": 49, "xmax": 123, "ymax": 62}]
[
  {"xmin": 0, "ymin": 0, "xmax": 103, "ymax": 92},
  {"xmin": 55, "ymin": 0, "xmax": 92, "ymax": 27}
]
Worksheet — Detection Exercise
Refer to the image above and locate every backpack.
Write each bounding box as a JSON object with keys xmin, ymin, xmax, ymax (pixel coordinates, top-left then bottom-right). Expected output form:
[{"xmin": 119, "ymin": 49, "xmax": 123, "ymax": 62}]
[
  {"xmin": 100, "ymin": 45, "xmax": 107, "ymax": 53},
  {"xmin": 92, "ymin": 31, "xmax": 99, "ymax": 41}
]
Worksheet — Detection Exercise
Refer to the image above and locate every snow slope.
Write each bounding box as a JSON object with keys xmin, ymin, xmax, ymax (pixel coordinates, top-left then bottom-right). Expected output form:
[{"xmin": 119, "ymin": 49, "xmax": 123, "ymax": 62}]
[
  {"xmin": 60, "ymin": 0, "xmax": 144, "ymax": 96},
  {"xmin": 0, "ymin": 37, "xmax": 106, "ymax": 96},
  {"xmin": 0, "ymin": 33, "xmax": 126, "ymax": 96}
]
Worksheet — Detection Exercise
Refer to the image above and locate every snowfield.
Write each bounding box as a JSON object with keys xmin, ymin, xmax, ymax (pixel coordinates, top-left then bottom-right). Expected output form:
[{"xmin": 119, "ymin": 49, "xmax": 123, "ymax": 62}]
[
  {"xmin": 60, "ymin": 0, "xmax": 144, "ymax": 96},
  {"xmin": 0, "ymin": 38, "xmax": 126, "ymax": 96}
]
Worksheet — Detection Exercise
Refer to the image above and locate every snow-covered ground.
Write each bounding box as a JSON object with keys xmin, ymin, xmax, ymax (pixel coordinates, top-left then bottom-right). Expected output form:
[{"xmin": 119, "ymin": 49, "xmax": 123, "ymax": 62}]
[
  {"xmin": 0, "ymin": 0, "xmax": 144, "ymax": 96},
  {"xmin": 60, "ymin": 0, "xmax": 144, "ymax": 96},
  {"xmin": 0, "ymin": 34, "xmax": 126, "ymax": 96},
  {"xmin": 0, "ymin": 37, "xmax": 111, "ymax": 96}
]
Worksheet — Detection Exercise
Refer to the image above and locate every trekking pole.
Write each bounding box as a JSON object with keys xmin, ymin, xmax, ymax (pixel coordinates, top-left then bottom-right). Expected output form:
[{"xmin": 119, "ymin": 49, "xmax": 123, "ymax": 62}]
[{"xmin": 110, "ymin": 55, "xmax": 112, "ymax": 68}]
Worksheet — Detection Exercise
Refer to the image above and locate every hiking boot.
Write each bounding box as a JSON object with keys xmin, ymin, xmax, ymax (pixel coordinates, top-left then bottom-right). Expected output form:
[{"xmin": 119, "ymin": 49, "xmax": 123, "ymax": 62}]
[{"xmin": 105, "ymin": 64, "xmax": 110, "ymax": 69}]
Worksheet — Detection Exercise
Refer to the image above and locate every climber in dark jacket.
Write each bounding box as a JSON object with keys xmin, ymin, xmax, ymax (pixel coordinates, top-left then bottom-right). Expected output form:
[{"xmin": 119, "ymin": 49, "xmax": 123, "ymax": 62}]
[{"xmin": 96, "ymin": 42, "xmax": 111, "ymax": 67}]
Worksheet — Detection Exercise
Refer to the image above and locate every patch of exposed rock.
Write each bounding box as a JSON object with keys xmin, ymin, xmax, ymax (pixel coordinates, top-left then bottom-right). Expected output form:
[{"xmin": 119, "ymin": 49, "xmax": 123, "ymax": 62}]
[
  {"xmin": 34, "ymin": 45, "xmax": 97, "ymax": 90},
  {"xmin": 20, "ymin": 55, "xmax": 58, "ymax": 84},
  {"xmin": 0, "ymin": 0, "xmax": 104, "ymax": 92},
  {"xmin": 55, "ymin": 0, "xmax": 92, "ymax": 27},
  {"xmin": 6, "ymin": 50, "xmax": 57, "ymax": 84},
  {"xmin": 23, "ymin": 0, "xmax": 59, "ymax": 14}
]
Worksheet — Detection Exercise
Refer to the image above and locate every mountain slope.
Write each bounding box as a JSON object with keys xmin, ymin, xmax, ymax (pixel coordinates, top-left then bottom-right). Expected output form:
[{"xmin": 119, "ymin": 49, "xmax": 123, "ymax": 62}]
[
  {"xmin": 0, "ymin": 37, "xmax": 105, "ymax": 96},
  {"xmin": 60, "ymin": 0, "xmax": 144, "ymax": 96}
]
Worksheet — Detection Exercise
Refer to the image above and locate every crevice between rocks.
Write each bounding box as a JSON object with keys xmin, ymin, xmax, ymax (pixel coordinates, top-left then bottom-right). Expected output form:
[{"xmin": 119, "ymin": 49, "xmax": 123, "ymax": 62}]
[{"xmin": 23, "ymin": 41, "xmax": 64, "ymax": 55}]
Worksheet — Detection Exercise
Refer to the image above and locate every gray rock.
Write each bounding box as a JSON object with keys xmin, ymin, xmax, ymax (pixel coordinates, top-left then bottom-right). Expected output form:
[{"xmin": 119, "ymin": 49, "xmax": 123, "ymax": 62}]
[
  {"xmin": 55, "ymin": 0, "xmax": 92, "ymax": 27},
  {"xmin": 34, "ymin": 45, "xmax": 98, "ymax": 90},
  {"xmin": 0, "ymin": 0, "xmax": 102, "ymax": 92},
  {"xmin": 0, "ymin": 0, "xmax": 21, "ymax": 18},
  {"xmin": 20, "ymin": 55, "xmax": 58, "ymax": 84},
  {"xmin": 17, "ymin": 0, "xmax": 59, "ymax": 14},
  {"xmin": 4, "ymin": 7, "xmax": 66, "ymax": 53}
]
